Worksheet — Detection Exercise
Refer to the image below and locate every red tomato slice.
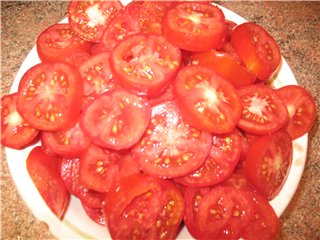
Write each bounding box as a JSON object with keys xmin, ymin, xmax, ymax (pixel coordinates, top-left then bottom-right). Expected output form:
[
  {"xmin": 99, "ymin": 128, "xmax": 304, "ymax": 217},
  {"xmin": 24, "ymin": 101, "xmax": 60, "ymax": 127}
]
[
  {"xmin": 175, "ymin": 129, "xmax": 242, "ymax": 187},
  {"xmin": 105, "ymin": 174, "xmax": 184, "ymax": 240},
  {"xmin": 277, "ymin": 85, "xmax": 317, "ymax": 140},
  {"xmin": 110, "ymin": 33, "xmax": 181, "ymax": 97},
  {"xmin": 60, "ymin": 157, "xmax": 103, "ymax": 208},
  {"xmin": 26, "ymin": 146, "xmax": 70, "ymax": 218},
  {"xmin": 195, "ymin": 186, "xmax": 254, "ymax": 239},
  {"xmin": 163, "ymin": 2, "xmax": 226, "ymax": 52},
  {"xmin": 237, "ymin": 84, "xmax": 289, "ymax": 135},
  {"xmin": 173, "ymin": 65, "xmax": 242, "ymax": 134},
  {"xmin": 231, "ymin": 22, "xmax": 281, "ymax": 81},
  {"xmin": 225, "ymin": 19, "xmax": 237, "ymax": 41},
  {"xmin": 80, "ymin": 89, "xmax": 151, "ymax": 150},
  {"xmin": 17, "ymin": 62, "xmax": 83, "ymax": 131},
  {"xmin": 68, "ymin": 0, "xmax": 123, "ymax": 42},
  {"xmin": 36, "ymin": 23, "xmax": 93, "ymax": 62},
  {"xmin": 81, "ymin": 202, "xmax": 106, "ymax": 226},
  {"xmin": 41, "ymin": 122, "xmax": 91, "ymax": 158},
  {"xmin": 244, "ymin": 130, "xmax": 293, "ymax": 200},
  {"xmin": 132, "ymin": 101, "xmax": 212, "ymax": 178},
  {"xmin": 79, "ymin": 52, "xmax": 117, "ymax": 98},
  {"xmin": 1, "ymin": 93, "xmax": 39, "ymax": 149},
  {"xmin": 241, "ymin": 192, "xmax": 280, "ymax": 239},
  {"xmin": 63, "ymin": 50, "xmax": 91, "ymax": 68},
  {"xmin": 148, "ymin": 84, "xmax": 174, "ymax": 107},
  {"xmin": 190, "ymin": 49, "xmax": 256, "ymax": 88}
]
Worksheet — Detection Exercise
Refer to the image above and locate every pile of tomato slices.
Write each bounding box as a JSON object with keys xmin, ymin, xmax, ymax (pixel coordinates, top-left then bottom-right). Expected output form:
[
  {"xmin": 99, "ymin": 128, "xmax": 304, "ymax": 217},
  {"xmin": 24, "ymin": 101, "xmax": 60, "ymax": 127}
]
[{"xmin": 1, "ymin": 1, "xmax": 317, "ymax": 239}]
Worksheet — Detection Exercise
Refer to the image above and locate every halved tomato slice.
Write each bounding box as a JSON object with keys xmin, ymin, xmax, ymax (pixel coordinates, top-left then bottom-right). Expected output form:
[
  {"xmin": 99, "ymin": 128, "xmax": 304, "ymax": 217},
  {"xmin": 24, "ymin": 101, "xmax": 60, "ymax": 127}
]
[{"xmin": 132, "ymin": 101, "xmax": 212, "ymax": 178}]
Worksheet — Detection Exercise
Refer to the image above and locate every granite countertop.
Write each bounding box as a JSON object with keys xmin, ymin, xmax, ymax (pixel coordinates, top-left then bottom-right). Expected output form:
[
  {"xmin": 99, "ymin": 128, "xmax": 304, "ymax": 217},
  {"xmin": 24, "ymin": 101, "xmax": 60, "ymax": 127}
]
[{"xmin": 1, "ymin": 1, "xmax": 319, "ymax": 239}]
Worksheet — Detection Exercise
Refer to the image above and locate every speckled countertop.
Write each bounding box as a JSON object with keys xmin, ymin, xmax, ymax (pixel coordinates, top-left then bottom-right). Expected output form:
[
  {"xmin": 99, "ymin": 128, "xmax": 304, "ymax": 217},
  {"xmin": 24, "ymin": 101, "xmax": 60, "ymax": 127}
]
[{"xmin": 1, "ymin": 1, "xmax": 319, "ymax": 240}]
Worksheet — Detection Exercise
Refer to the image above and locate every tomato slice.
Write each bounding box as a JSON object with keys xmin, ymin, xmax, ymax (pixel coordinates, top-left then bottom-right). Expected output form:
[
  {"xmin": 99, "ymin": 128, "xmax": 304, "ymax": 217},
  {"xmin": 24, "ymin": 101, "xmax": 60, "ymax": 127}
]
[
  {"xmin": 17, "ymin": 62, "xmax": 83, "ymax": 131},
  {"xmin": 237, "ymin": 84, "xmax": 289, "ymax": 135},
  {"xmin": 277, "ymin": 85, "xmax": 317, "ymax": 140},
  {"xmin": 68, "ymin": 0, "xmax": 123, "ymax": 42},
  {"xmin": 110, "ymin": 33, "xmax": 181, "ymax": 97},
  {"xmin": 163, "ymin": 2, "xmax": 226, "ymax": 52},
  {"xmin": 1, "ymin": 93, "xmax": 39, "ymax": 149},
  {"xmin": 244, "ymin": 130, "xmax": 293, "ymax": 200},
  {"xmin": 81, "ymin": 202, "xmax": 106, "ymax": 226},
  {"xmin": 36, "ymin": 23, "xmax": 93, "ymax": 62},
  {"xmin": 63, "ymin": 50, "xmax": 91, "ymax": 68},
  {"xmin": 41, "ymin": 122, "xmax": 91, "ymax": 158},
  {"xmin": 175, "ymin": 129, "xmax": 242, "ymax": 187},
  {"xmin": 105, "ymin": 174, "xmax": 184, "ymax": 240},
  {"xmin": 133, "ymin": 101, "xmax": 212, "ymax": 178},
  {"xmin": 173, "ymin": 65, "xmax": 242, "ymax": 134},
  {"xmin": 26, "ymin": 147, "xmax": 70, "ymax": 218},
  {"xmin": 60, "ymin": 157, "xmax": 103, "ymax": 208},
  {"xmin": 191, "ymin": 49, "xmax": 256, "ymax": 88},
  {"xmin": 80, "ymin": 88, "xmax": 151, "ymax": 150},
  {"xmin": 231, "ymin": 22, "xmax": 281, "ymax": 81},
  {"xmin": 79, "ymin": 52, "xmax": 117, "ymax": 98}
]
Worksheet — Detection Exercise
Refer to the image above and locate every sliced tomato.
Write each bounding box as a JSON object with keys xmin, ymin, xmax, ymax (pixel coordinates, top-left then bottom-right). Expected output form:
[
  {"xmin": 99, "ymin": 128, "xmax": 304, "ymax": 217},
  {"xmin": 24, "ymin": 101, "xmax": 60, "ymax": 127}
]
[
  {"xmin": 105, "ymin": 174, "xmax": 184, "ymax": 240},
  {"xmin": 68, "ymin": 0, "xmax": 123, "ymax": 42},
  {"xmin": 1, "ymin": 93, "xmax": 39, "ymax": 149},
  {"xmin": 80, "ymin": 88, "xmax": 151, "ymax": 150},
  {"xmin": 110, "ymin": 33, "xmax": 181, "ymax": 97},
  {"xmin": 60, "ymin": 157, "xmax": 103, "ymax": 208},
  {"xmin": 17, "ymin": 62, "xmax": 83, "ymax": 131},
  {"xmin": 173, "ymin": 65, "xmax": 242, "ymax": 134},
  {"xmin": 237, "ymin": 84, "xmax": 289, "ymax": 135},
  {"xmin": 148, "ymin": 84, "xmax": 174, "ymax": 107},
  {"xmin": 41, "ymin": 122, "xmax": 91, "ymax": 158},
  {"xmin": 26, "ymin": 146, "xmax": 70, "ymax": 218},
  {"xmin": 81, "ymin": 202, "xmax": 106, "ymax": 226},
  {"xmin": 79, "ymin": 52, "xmax": 117, "ymax": 98},
  {"xmin": 36, "ymin": 23, "xmax": 93, "ymax": 62},
  {"xmin": 190, "ymin": 49, "xmax": 256, "ymax": 88},
  {"xmin": 175, "ymin": 129, "xmax": 242, "ymax": 187},
  {"xmin": 132, "ymin": 101, "xmax": 212, "ymax": 178},
  {"xmin": 277, "ymin": 85, "xmax": 317, "ymax": 140},
  {"xmin": 195, "ymin": 186, "xmax": 253, "ymax": 239},
  {"xmin": 163, "ymin": 2, "xmax": 226, "ymax": 52},
  {"xmin": 244, "ymin": 130, "xmax": 293, "ymax": 200},
  {"xmin": 231, "ymin": 22, "xmax": 281, "ymax": 81},
  {"xmin": 225, "ymin": 19, "xmax": 237, "ymax": 41},
  {"xmin": 63, "ymin": 50, "xmax": 91, "ymax": 68}
]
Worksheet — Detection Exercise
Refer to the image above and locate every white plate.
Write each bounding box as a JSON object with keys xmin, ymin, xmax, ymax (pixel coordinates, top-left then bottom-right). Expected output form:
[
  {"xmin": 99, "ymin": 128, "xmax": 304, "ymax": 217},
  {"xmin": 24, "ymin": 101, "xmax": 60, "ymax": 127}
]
[{"xmin": 6, "ymin": 2, "xmax": 308, "ymax": 239}]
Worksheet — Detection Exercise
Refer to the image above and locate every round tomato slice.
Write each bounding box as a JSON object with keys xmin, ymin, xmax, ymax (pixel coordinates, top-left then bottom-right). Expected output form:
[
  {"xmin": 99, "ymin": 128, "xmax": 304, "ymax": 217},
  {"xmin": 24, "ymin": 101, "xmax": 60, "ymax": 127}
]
[
  {"xmin": 132, "ymin": 101, "xmax": 212, "ymax": 178},
  {"xmin": 277, "ymin": 85, "xmax": 317, "ymax": 140},
  {"xmin": 195, "ymin": 186, "xmax": 254, "ymax": 239},
  {"xmin": 175, "ymin": 129, "xmax": 242, "ymax": 187},
  {"xmin": 26, "ymin": 147, "xmax": 70, "ymax": 218},
  {"xmin": 41, "ymin": 122, "xmax": 91, "ymax": 158},
  {"xmin": 105, "ymin": 174, "xmax": 184, "ymax": 240},
  {"xmin": 1, "ymin": 93, "xmax": 39, "ymax": 149},
  {"xmin": 231, "ymin": 22, "xmax": 281, "ymax": 81},
  {"xmin": 173, "ymin": 65, "xmax": 242, "ymax": 134},
  {"xmin": 190, "ymin": 49, "xmax": 256, "ymax": 88},
  {"xmin": 237, "ymin": 84, "xmax": 289, "ymax": 135},
  {"xmin": 80, "ymin": 89, "xmax": 151, "ymax": 150},
  {"xmin": 244, "ymin": 130, "xmax": 293, "ymax": 200},
  {"xmin": 36, "ymin": 23, "xmax": 93, "ymax": 62},
  {"xmin": 163, "ymin": 2, "xmax": 226, "ymax": 52},
  {"xmin": 110, "ymin": 33, "xmax": 181, "ymax": 97},
  {"xmin": 68, "ymin": 0, "xmax": 123, "ymax": 42},
  {"xmin": 17, "ymin": 62, "xmax": 83, "ymax": 131}
]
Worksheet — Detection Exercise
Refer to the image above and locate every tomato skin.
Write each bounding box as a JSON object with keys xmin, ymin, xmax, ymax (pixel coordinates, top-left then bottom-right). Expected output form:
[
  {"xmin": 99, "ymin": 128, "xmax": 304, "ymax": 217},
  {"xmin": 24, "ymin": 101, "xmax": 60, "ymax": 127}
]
[
  {"xmin": 190, "ymin": 49, "xmax": 256, "ymax": 88},
  {"xmin": 68, "ymin": 0, "xmax": 123, "ymax": 42},
  {"xmin": 26, "ymin": 146, "xmax": 70, "ymax": 218},
  {"xmin": 37, "ymin": 23, "xmax": 93, "ymax": 62},
  {"xmin": 17, "ymin": 62, "xmax": 83, "ymax": 131},
  {"xmin": 163, "ymin": 2, "xmax": 226, "ymax": 52},
  {"xmin": 277, "ymin": 85, "xmax": 317, "ymax": 140},
  {"xmin": 173, "ymin": 65, "xmax": 242, "ymax": 134},
  {"xmin": 244, "ymin": 130, "xmax": 293, "ymax": 200},
  {"xmin": 231, "ymin": 22, "xmax": 281, "ymax": 81},
  {"xmin": 110, "ymin": 33, "xmax": 181, "ymax": 97},
  {"xmin": 237, "ymin": 84, "xmax": 289, "ymax": 135},
  {"xmin": 1, "ymin": 93, "xmax": 39, "ymax": 149}
]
